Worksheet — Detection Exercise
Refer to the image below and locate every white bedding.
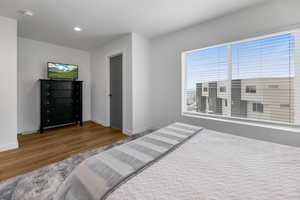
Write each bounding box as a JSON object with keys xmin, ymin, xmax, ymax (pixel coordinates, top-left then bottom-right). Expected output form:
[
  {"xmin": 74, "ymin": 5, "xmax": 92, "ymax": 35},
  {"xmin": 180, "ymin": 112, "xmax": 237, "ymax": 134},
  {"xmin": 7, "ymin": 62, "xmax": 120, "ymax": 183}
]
[{"xmin": 107, "ymin": 129, "xmax": 300, "ymax": 200}]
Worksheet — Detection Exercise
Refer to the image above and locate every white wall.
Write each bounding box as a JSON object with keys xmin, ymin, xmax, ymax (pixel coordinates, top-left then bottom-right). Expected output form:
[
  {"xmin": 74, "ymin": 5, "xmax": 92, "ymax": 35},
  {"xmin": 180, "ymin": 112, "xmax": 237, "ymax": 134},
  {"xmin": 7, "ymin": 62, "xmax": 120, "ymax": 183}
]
[
  {"xmin": 18, "ymin": 38, "xmax": 91, "ymax": 133},
  {"xmin": 149, "ymin": 0, "xmax": 300, "ymax": 147},
  {"xmin": 90, "ymin": 33, "xmax": 151, "ymax": 135},
  {"xmin": 132, "ymin": 33, "xmax": 151, "ymax": 133},
  {"xmin": 0, "ymin": 16, "xmax": 18, "ymax": 151},
  {"xmin": 90, "ymin": 34, "xmax": 133, "ymax": 134}
]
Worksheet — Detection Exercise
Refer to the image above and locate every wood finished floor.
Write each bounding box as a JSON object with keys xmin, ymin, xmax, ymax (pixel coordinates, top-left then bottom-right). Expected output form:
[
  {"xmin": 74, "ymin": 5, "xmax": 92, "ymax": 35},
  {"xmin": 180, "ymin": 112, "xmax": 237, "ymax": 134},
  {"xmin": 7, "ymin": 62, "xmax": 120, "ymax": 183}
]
[{"xmin": 0, "ymin": 121, "xmax": 127, "ymax": 182}]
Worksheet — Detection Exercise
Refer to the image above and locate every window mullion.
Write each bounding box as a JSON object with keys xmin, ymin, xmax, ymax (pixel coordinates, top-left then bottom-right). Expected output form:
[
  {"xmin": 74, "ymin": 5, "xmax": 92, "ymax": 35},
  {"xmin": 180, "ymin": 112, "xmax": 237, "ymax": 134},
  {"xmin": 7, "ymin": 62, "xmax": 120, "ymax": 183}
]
[{"xmin": 227, "ymin": 45, "xmax": 232, "ymax": 117}]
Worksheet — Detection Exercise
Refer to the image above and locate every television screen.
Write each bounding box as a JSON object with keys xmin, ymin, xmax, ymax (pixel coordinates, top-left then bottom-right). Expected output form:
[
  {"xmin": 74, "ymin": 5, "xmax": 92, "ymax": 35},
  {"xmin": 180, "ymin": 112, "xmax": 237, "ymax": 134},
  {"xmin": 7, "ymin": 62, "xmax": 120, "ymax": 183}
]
[{"xmin": 48, "ymin": 62, "xmax": 78, "ymax": 79}]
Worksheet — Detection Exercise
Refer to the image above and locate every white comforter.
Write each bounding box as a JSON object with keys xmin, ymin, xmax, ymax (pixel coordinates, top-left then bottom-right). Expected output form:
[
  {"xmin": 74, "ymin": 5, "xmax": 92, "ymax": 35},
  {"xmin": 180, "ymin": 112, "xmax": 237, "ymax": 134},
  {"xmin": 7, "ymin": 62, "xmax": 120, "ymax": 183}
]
[{"xmin": 107, "ymin": 129, "xmax": 300, "ymax": 200}]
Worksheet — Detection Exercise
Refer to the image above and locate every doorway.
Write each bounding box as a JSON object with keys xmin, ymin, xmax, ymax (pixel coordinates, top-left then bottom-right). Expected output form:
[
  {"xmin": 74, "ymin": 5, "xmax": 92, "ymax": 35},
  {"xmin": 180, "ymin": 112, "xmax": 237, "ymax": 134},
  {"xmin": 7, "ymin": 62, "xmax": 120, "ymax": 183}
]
[{"xmin": 109, "ymin": 54, "xmax": 123, "ymax": 129}]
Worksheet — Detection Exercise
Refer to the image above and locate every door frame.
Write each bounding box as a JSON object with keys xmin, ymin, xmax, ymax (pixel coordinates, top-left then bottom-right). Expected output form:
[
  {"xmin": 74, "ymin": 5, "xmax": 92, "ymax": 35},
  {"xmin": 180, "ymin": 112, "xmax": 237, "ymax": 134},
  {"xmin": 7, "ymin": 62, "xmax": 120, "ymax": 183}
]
[{"xmin": 105, "ymin": 51, "xmax": 126, "ymax": 133}]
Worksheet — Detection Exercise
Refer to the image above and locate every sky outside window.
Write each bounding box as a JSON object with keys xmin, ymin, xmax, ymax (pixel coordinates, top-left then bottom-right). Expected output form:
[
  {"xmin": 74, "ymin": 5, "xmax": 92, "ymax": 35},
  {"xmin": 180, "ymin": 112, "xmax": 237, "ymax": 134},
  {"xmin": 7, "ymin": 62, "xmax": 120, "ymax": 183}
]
[{"xmin": 185, "ymin": 33, "xmax": 295, "ymax": 90}]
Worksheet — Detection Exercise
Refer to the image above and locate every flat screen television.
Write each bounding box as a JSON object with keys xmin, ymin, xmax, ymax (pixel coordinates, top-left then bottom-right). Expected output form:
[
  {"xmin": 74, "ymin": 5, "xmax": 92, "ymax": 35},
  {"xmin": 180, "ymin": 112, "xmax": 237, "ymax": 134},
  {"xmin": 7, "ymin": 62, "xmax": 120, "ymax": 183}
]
[{"xmin": 47, "ymin": 62, "xmax": 78, "ymax": 80}]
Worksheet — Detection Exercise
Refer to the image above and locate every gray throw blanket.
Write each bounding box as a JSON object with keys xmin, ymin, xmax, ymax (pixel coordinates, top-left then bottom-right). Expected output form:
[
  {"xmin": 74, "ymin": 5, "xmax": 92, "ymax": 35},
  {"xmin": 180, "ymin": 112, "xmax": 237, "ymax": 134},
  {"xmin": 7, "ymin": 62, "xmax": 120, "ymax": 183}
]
[{"xmin": 54, "ymin": 122, "xmax": 203, "ymax": 200}]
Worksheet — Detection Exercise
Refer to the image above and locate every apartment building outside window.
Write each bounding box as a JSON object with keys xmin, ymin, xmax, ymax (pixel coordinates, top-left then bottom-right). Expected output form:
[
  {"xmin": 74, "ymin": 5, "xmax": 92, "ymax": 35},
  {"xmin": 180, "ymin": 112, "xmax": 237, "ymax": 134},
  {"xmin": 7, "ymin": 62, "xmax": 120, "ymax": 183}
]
[
  {"xmin": 183, "ymin": 30, "xmax": 299, "ymax": 125},
  {"xmin": 246, "ymin": 86, "xmax": 256, "ymax": 93}
]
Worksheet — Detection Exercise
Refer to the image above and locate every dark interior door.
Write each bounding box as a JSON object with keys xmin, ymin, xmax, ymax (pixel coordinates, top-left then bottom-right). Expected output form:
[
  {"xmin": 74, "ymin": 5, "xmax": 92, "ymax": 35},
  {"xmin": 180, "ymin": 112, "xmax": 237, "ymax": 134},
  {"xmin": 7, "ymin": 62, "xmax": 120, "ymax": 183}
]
[{"xmin": 110, "ymin": 54, "xmax": 123, "ymax": 129}]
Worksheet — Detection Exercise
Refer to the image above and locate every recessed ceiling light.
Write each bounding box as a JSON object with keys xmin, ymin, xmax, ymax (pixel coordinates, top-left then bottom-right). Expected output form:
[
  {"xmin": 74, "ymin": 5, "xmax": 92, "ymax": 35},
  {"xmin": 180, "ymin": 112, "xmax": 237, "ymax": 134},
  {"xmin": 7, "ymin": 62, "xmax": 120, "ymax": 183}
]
[
  {"xmin": 18, "ymin": 9, "xmax": 34, "ymax": 17},
  {"xmin": 73, "ymin": 27, "xmax": 82, "ymax": 32}
]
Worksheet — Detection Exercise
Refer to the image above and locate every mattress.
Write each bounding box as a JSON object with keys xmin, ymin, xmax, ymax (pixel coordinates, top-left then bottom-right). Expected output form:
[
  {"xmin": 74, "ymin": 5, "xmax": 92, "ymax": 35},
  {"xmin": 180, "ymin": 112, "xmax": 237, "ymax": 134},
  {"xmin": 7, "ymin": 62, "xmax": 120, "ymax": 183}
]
[
  {"xmin": 106, "ymin": 129, "xmax": 300, "ymax": 200},
  {"xmin": 55, "ymin": 124, "xmax": 300, "ymax": 200}
]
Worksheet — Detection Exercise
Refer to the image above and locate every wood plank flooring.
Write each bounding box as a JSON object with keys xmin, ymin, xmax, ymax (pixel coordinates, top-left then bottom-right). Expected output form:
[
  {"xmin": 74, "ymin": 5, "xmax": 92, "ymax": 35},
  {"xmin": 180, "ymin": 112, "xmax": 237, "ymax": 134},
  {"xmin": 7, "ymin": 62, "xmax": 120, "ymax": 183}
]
[{"xmin": 0, "ymin": 121, "xmax": 127, "ymax": 182}]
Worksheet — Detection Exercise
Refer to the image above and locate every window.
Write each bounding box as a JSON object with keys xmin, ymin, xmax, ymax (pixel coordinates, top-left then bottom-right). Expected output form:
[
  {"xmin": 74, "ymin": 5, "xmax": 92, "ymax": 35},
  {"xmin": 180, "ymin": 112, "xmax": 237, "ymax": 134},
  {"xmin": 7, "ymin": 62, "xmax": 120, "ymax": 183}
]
[
  {"xmin": 246, "ymin": 86, "xmax": 256, "ymax": 93},
  {"xmin": 268, "ymin": 85, "xmax": 279, "ymax": 89},
  {"xmin": 220, "ymin": 86, "xmax": 226, "ymax": 93},
  {"xmin": 253, "ymin": 103, "xmax": 264, "ymax": 113},
  {"xmin": 183, "ymin": 31, "xmax": 297, "ymax": 125},
  {"xmin": 280, "ymin": 104, "xmax": 290, "ymax": 108}
]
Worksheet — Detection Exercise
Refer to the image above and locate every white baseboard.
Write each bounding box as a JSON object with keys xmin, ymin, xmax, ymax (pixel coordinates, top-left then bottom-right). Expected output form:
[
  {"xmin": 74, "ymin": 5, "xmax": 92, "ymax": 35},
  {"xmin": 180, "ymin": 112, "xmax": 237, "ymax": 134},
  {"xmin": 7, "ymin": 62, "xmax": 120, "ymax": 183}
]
[
  {"xmin": 132, "ymin": 127, "xmax": 151, "ymax": 135},
  {"xmin": 92, "ymin": 119, "xmax": 109, "ymax": 127},
  {"xmin": 92, "ymin": 120, "xmax": 133, "ymax": 136},
  {"xmin": 19, "ymin": 120, "xmax": 149, "ymax": 137},
  {"xmin": 124, "ymin": 127, "xmax": 153, "ymax": 136},
  {"xmin": 19, "ymin": 120, "xmax": 93, "ymax": 135},
  {"xmin": 0, "ymin": 142, "xmax": 18, "ymax": 152},
  {"xmin": 123, "ymin": 129, "xmax": 133, "ymax": 136},
  {"xmin": 19, "ymin": 130, "xmax": 37, "ymax": 135}
]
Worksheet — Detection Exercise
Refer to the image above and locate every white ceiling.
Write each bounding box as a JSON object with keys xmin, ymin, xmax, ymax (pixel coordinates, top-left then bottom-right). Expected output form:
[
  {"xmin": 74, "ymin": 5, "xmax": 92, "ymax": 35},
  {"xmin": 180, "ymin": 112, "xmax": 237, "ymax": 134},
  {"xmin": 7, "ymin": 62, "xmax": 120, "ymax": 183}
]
[{"xmin": 0, "ymin": 0, "xmax": 270, "ymax": 50}]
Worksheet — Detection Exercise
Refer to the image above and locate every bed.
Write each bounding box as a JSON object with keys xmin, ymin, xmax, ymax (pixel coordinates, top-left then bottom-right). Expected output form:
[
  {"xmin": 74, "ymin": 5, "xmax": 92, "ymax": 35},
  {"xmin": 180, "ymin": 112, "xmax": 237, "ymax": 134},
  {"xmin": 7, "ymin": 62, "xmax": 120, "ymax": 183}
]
[{"xmin": 55, "ymin": 122, "xmax": 300, "ymax": 200}]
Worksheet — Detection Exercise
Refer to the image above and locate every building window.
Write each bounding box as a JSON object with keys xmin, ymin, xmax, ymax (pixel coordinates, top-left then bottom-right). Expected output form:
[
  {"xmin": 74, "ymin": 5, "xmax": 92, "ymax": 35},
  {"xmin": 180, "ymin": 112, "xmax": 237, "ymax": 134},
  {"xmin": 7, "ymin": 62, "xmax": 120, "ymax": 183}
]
[
  {"xmin": 246, "ymin": 86, "xmax": 256, "ymax": 93},
  {"xmin": 220, "ymin": 86, "xmax": 226, "ymax": 93},
  {"xmin": 268, "ymin": 85, "xmax": 279, "ymax": 89},
  {"xmin": 183, "ymin": 31, "xmax": 296, "ymax": 125},
  {"xmin": 280, "ymin": 104, "xmax": 290, "ymax": 108},
  {"xmin": 253, "ymin": 103, "xmax": 264, "ymax": 113}
]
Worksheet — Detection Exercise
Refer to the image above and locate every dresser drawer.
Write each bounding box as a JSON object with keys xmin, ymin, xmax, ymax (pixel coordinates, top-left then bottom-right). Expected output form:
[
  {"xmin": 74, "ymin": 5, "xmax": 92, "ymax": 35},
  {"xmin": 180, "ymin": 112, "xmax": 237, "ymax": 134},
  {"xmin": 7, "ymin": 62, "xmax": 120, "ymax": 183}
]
[
  {"xmin": 46, "ymin": 90, "xmax": 73, "ymax": 98},
  {"xmin": 46, "ymin": 98, "xmax": 74, "ymax": 106},
  {"xmin": 46, "ymin": 105, "xmax": 73, "ymax": 115},
  {"xmin": 45, "ymin": 116, "xmax": 73, "ymax": 126}
]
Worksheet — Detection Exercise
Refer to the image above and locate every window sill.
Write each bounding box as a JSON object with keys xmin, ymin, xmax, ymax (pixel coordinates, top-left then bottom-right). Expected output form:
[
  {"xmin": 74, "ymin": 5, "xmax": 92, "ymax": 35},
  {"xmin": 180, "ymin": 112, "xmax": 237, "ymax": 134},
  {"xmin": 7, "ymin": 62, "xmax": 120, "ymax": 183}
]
[{"xmin": 182, "ymin": 111, "xmax": 300, "ymax": 133}]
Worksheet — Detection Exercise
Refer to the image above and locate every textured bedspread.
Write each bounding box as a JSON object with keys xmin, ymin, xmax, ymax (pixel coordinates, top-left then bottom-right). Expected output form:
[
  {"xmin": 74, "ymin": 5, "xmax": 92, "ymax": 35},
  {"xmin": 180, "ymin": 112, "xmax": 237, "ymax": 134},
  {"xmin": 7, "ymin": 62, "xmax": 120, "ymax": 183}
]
[
  {"xmin": 54, "ymin": 122, "xmax": 203, "ymax": 200},
  {"xmin": 106, "ymin": 129, "xmax": 300, "ymax": 200}
]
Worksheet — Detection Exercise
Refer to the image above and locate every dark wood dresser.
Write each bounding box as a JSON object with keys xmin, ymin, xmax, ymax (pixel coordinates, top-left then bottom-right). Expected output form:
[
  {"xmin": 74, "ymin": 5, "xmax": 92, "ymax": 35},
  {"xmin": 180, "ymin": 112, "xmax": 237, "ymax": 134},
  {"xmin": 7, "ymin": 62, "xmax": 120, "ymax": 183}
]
[{"xmin": 40, "ymin": 79, "xmax": 83, "ymax": 133}]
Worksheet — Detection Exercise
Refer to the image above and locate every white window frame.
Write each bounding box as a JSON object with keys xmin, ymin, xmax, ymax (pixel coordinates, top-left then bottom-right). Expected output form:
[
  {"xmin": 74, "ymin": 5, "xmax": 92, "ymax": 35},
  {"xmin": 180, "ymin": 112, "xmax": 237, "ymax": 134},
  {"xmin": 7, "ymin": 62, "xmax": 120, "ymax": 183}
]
[{"xmin": 181, "ymin": 29, "xmax": 300, "ymax": 130}]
